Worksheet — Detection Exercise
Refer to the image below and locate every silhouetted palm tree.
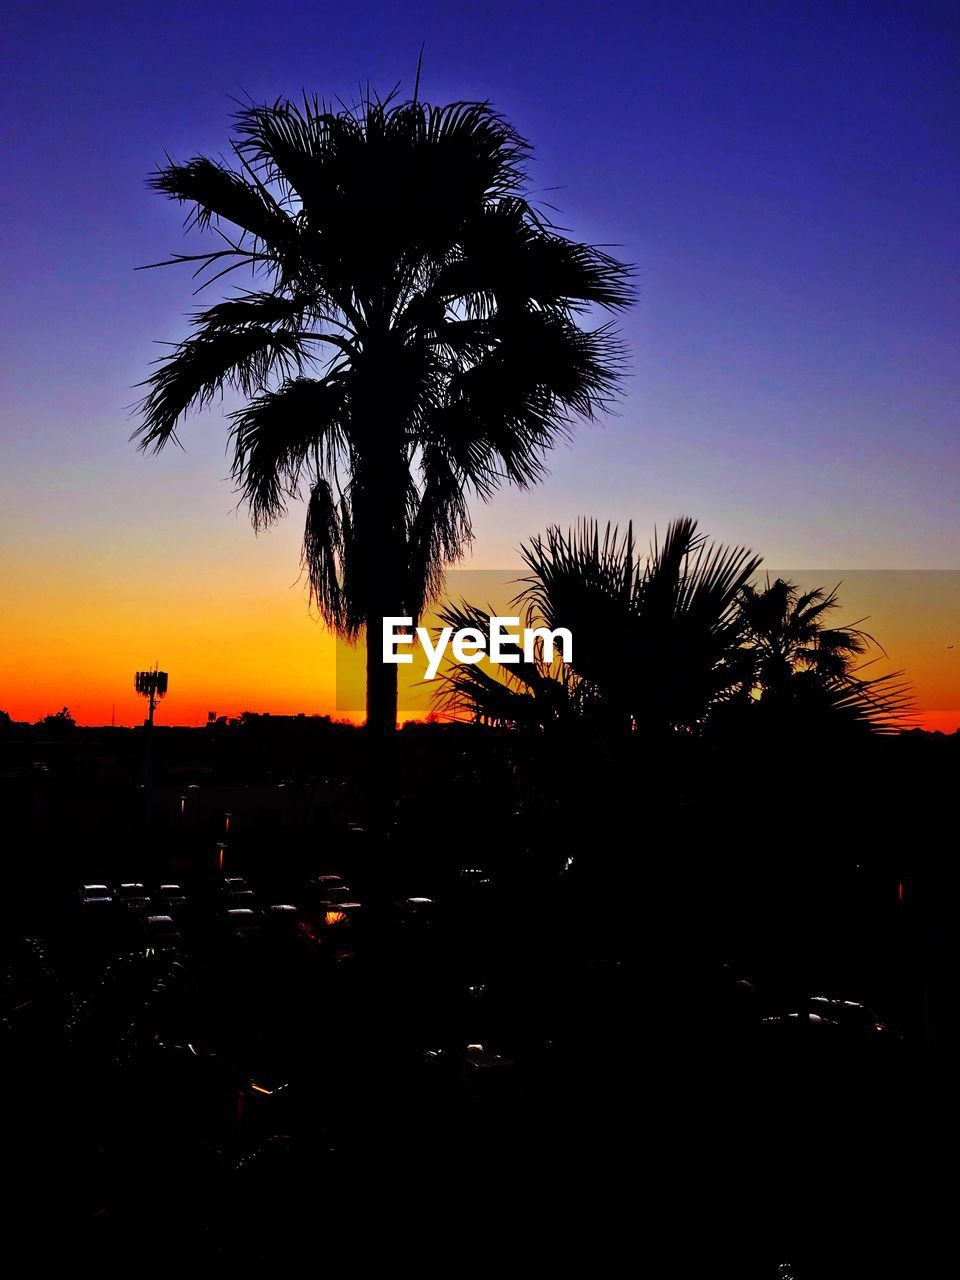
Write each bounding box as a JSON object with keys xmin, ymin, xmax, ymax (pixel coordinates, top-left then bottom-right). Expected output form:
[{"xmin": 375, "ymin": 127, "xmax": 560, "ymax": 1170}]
[
  {"xmin": 134, "ymin": 91, "xmax": 631, "ymax": 732},
  {"xmin": 437, "ymin": 523, "xmax": 913, "ymax": 736},
  {"xmin": 437, "ymin": 517, "xmax": 760, "ymax": 734},
  {"xmin": 738, "ymin": 578, "xmax": 873, "ymax": 687},
  {"xmin": 736, "ymin": 577, "xmax": 913, "ymax": 733}
]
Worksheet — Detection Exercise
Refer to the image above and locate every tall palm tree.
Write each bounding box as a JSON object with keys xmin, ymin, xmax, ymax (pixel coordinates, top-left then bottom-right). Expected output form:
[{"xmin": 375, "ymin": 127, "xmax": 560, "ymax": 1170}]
[
  {"xmin": 134, "ymin": 91, "xmax": 631, "ymax": 732},
  {"xmin": 436, "ymin": 517, "xmax": 761, "ymax": 733}
]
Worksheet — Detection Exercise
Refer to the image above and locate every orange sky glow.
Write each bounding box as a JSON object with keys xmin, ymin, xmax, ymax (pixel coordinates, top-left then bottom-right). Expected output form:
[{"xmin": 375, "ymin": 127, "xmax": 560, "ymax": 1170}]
[{"xmin": 3, "ymin": 550, "xmax": 956, "ymax": 732}]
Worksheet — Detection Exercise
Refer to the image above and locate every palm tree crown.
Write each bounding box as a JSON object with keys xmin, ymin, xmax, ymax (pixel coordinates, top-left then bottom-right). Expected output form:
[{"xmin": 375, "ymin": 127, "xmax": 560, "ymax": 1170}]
[
  {"xmin": 436, "ymin": 521, "xmax": 913, "ymax": 736},
  {"xmin": 736, "ymin": 577, "xmax": 913, "ymax": 733},
  {"xmin": 437, "ymin": 517, "xmax": 760, "ymax": 733},
  {"xmin": 134, "ymin": 91, "xmax": 631, "ymax": 729},
  {"xmin": 738, "ymin": 578, "xmax": 875, "ymax": 689}
]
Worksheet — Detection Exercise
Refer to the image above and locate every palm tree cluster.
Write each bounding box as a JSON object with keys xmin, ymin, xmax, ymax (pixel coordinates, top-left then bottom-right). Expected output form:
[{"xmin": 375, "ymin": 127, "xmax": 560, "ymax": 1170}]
[
  {"xmin": 135, "ymin": 88, "xmax": 914, "ymax": 743},
  {"xmin": 434, "ymin": 518, "xmax": 913, "ymax": 736},
  {"xmin": 134, "ymin": 91, "xmax": 631, "ymax": 732}
]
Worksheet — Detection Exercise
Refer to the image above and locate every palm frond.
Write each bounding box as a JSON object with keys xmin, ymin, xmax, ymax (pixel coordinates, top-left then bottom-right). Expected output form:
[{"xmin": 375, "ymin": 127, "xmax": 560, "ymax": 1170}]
[
  {"xmin": 134, "ymin": 327, "xmax": 304, "ymax": 451},
  {"xmin": 824, "ymin": 671, "xmax": 916, "ymax": 733},
  {"xmin": 433, "ymin": 198, "xmax": 634, "ymax": 314},
  {"xmin": 192, "ymin": 291, "xmax": 305, "ymax": 329},
  {"xmin": 433, "ymin": 595, "xmax": 580, "ymax": 728},
  {"xmin": 405, "ymin": 447, "xmax": 473, "ymax": 621},
  {"xmin": 301, "ymin": 478, "xmax": 348, "ymax": 632},
  {"xmin": 148, "ymin": 155, "xmax": 292, "ymax": 248},
  {"xmin": 433, "ymin": 312, "xmax": 625, "ymax": 495},
  {"xmin": 228, "ymin": 376, "xmax": 348, "ymax": 526}
]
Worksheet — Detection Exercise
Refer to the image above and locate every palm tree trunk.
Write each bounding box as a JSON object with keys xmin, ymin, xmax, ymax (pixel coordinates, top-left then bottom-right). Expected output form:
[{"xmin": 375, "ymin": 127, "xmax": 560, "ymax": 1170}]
[
  {"xmin": 365, "ymin": 610, "xmax": 399, "ymax": 735},
  {"xmin": 356, "ymin": 615, "xmax": 398, "ymax": 1272}
]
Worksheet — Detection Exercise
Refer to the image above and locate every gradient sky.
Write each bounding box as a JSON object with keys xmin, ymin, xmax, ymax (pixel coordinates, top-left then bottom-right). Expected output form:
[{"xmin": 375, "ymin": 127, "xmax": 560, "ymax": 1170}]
[{"xmin": 1, "ymin": 1, "xmax": 958, "ymax": 727}]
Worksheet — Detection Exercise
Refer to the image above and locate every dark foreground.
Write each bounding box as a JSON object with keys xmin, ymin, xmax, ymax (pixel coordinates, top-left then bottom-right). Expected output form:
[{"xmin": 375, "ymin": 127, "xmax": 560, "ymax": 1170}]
[{"xmin": 1, "ymin": 720, "xmax": 959, "ymax": 1277}]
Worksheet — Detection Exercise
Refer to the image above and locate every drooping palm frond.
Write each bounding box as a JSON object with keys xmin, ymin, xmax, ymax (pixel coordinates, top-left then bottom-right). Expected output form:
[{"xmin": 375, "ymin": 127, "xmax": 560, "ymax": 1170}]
[
  {"xmin": 228, "ymin": 376, "xmax": 348, "ymax": 527},
  {"xmin": 405, "ymin": 447, "xmax": 473, "ymax": 623},
  {"xmin": 134, "ymin": 327, "xmax": 305, "ymax": 451},
  {"xmin": 430, "ymin": 316, "xmax": 625, "ymax": 499},
  {"xmin": 301, "ymin": 478, "xmax": 348, "ymax": 633}
]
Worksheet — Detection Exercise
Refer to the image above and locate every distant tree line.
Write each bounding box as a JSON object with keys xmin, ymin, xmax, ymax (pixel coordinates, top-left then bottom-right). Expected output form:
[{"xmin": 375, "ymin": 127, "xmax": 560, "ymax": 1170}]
[{"xmin": 0, "ymin": 707, "xmax": 76, "ymax": 732}]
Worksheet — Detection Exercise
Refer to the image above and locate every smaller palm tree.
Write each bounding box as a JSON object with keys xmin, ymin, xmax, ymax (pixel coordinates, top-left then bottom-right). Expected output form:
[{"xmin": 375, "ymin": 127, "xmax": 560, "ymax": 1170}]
[
  {"xmin": 436, "ymin": 516, "xmax": 760, "ymax": 733},
  {"xmin": 736, "ymin": 577, "xmax": 913, "ymax": 733},
  {"xmin": 738, "ymin": 578, "xmax": 874, "ymax": 686},
  {"xmin": 436, "ymin": 527, "xmax": 915, "ymax": 736}
]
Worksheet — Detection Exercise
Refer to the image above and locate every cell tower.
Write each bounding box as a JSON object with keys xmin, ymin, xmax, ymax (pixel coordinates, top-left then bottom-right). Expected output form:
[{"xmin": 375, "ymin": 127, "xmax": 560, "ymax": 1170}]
[
  {"xmin": 135, "ymin": 666, "xmax": 168, "ymax": 817},
  {"xmin": 135, "ymin": 666, "xmax": 168, "ymax": 727}
]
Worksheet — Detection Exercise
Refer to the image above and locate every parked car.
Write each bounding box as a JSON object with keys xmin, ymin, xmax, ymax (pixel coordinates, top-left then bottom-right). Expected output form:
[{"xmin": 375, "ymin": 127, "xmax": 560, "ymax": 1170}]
[
  {"xmin": 224, "ymin": 889, "xmax": 257, "ymax": 907},
  {"xmin": 144, "ymin": 914, "xmax": 182, "ymax": 948},
  {"xmin": 307, "ymin": 874, "xmax": 343, "ymax": 890},
  {"xmin": 318, "ymin": 884, "xmax": 353, "ymax": 903},
  {"xmin": 80, "ymin": 882, "xmax": 113, "ymax": 905},
  {"xmin": 220, "ymin": 907, "xmax": 261, "ymax": 940},
  {"xmin": 394, "ymin": 896, "xmax": 435, "ymax": 928},
  {"xmin": 759, "ymin": 993, "xmax": 902, "ymax": 1057},
  {"xmin": 117, "ymin": 883, "xmax": 151, "ymax": 913},
  {"xmin": 156, "ymin": 883, "xmax": 188, "ymax": 909},
  {"xmin": 218, "ymin": 876, "xmax": 249, "ymax": 897},
  {"xmin": 79, "ymin": 884, "xmax": 116, "ymax": 930}
]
